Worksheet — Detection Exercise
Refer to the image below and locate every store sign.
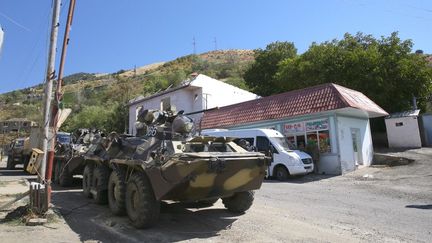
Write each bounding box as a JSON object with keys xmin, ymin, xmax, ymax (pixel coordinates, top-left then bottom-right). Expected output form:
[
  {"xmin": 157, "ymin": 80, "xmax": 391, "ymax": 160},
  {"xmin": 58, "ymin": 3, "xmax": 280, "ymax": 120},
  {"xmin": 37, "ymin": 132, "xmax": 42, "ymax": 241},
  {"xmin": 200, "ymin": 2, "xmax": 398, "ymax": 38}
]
[
  {"xmin": 305, "ymin": 119, "xmax": 329, "ymax": 131},
  {"xmin": 284, "ymin": 122, "xmax": 305, "ymax": 133}
]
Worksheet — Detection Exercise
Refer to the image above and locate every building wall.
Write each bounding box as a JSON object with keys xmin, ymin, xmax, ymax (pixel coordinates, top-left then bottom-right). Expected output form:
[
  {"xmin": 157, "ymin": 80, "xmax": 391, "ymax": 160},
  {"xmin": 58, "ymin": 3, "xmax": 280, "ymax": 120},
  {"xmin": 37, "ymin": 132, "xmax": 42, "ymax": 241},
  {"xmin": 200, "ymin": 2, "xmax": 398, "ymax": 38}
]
[
  {"xmin": 0, "ymin": 120, "xmax": 35, "ymax": 133},
  {"xmin": 193, "ymin": 76, "xmax": 258, "ymax": 109},
  {"xmin": 336, "ymin": 116, "xmax": 373, "ymax": 173},
  {"xmin": 128, "ymin": 88, "xmax": 197, "ymax": 135},
  {"xmin": 419, "ymin": 114, "xmax": 432, "ymax": 146},
  {"xmin": 385, "ymin": 116, "xmax": 422, "ymax": 148},
  {"xmin": 128, "ymin": 75, "xmax": 258, "ymax": 135}
]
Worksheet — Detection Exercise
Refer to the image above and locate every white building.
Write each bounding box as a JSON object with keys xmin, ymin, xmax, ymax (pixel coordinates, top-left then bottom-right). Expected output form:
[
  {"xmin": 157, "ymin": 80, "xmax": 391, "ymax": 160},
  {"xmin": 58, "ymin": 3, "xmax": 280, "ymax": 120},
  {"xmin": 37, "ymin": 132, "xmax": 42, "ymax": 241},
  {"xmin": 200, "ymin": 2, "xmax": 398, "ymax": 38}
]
[
  {"xmin": 201, "ymin": 83, "xmax": 389, "ymax": 175},
  {"xmin": 127, "ymin": 74, "xmax": 259, "ymax": 135},
  {"xmin": 385, "ymin": 110, "xmax": 422, "ymax": 148}
]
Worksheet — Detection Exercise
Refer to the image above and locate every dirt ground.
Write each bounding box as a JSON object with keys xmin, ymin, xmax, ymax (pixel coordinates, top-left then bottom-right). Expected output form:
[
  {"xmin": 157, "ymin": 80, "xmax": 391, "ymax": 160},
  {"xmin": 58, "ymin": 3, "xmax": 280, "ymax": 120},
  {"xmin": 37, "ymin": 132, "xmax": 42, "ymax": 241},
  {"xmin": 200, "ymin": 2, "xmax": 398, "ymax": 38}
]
[{"xmin": 0, "ymin": 148, "xmax": 431, "ymax": 243}]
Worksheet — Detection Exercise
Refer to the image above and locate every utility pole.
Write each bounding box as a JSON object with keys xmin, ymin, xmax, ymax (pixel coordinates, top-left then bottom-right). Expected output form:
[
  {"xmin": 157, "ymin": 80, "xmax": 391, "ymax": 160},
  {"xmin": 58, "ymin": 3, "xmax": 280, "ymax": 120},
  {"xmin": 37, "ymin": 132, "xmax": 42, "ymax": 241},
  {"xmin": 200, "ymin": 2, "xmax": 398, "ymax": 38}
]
[
  {"xmin": 214, "ymin": 37, "xmax": 217, "ymax": 51},
  {"xmin": 46, "ymin": 0, "xmax": 76, "ymax": 207},
  {"xmin": 41, "ymin": 0, "xmax": 61, "ymax": 187},
  {"xmin": 192, "ymin": 37, "xmax": 196, "ymax": 54}
]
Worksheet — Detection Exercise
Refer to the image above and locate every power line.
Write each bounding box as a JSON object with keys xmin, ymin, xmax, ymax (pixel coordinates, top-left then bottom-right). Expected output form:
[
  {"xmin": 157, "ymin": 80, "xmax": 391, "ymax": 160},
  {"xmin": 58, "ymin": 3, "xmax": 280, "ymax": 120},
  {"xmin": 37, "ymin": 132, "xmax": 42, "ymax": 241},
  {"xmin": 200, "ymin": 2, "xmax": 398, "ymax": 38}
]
[{"xmin": 0, "ymin": 11, "xmax": 31, "ymax": 32}]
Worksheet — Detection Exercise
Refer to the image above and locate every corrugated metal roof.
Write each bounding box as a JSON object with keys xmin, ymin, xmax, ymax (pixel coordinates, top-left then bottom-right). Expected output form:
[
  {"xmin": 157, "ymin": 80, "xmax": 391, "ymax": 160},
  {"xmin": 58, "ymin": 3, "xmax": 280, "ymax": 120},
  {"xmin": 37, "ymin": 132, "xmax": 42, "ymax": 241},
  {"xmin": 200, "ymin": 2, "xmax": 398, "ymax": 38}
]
[
  {"xmin": 201, "ymin": 83, "xmax": 388, "ymax": 129},
  {"xmin": 386, "ymin": 109, "xmax": 420, "ymax": 119}
]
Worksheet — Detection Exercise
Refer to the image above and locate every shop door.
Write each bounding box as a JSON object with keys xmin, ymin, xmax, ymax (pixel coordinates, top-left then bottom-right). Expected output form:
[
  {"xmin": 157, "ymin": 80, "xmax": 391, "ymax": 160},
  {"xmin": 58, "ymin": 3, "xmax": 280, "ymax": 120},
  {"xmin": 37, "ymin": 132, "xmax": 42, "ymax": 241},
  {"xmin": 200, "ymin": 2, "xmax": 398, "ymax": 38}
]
[{"xmin": 350, "ymin": 128, "xmax": 362, "ymax": 165}]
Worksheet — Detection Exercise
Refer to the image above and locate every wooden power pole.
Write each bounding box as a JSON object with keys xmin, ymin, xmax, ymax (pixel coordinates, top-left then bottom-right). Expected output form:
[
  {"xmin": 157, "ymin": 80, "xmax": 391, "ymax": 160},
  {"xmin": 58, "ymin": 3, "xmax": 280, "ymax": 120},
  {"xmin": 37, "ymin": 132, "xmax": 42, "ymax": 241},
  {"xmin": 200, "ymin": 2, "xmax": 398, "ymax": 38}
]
[
  {"xmin": 41, "ymin": 0, "xmax": 61, "ymax": 188},
  {"xmin": 46, "ymin": 0, "xmax": 76, "ymax": 206}
]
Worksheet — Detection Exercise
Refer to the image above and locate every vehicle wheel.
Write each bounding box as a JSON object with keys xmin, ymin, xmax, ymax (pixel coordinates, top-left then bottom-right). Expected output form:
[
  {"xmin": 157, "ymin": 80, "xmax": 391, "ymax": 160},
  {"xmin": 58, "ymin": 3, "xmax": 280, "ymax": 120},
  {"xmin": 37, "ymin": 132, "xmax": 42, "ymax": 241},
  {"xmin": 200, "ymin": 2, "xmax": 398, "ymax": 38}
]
[
  {"xmin": 53, "ymin": 160, "xmax": 61, "ymax": 184},
  {"xmin": 222, "ymin": 191, "xmax": 255, "ymax": 213},
  {"xmin": 82, "ymin": 164, "xmax": 94, "ymax": 198},
  {"xmin": 108, "ymin": 167, "xmax": 126, "ymax": 215},
  {"xmin": 92, "ymin": 165, "xmax": 110, "ymax": 204},
  {"xmin": 275, "ymin": 165, "xmax": 289, "ymax": 181},
  {"xmin": 58, "ymin": 161, "xmax": 73, "ymax": 187},
  {"xmin": 126, "ymin": 172, "xmax": 160, "ymax": 229},
  {"xmin": 195, "ymin": 198, "xmax": 219, "ymax": 207},
  {"xmin": 22, "ymin": 155, "xmax": 30, "ymax": 172},
  {"xmin": 6, "ymin": 156, "xmax": 15, "ymax": 170}
]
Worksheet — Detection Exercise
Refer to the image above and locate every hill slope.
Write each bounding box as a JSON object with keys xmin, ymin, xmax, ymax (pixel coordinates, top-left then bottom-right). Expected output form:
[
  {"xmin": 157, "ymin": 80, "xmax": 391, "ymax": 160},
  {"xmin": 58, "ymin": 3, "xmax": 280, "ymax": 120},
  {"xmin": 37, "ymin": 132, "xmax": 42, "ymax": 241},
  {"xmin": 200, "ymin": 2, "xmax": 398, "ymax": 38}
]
[{"xmin": 0, "ymin": 49, "xmax": 255, "ymax": 131}]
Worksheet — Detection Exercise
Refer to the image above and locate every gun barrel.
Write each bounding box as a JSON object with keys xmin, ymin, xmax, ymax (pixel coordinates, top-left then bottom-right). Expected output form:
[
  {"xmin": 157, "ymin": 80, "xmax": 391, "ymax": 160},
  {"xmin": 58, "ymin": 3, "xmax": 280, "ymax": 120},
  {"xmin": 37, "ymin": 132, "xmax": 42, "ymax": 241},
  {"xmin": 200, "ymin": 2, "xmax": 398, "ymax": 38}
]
[{"xmin": 184, "ymin": 107, "xmax": 219, "ymax": 116}]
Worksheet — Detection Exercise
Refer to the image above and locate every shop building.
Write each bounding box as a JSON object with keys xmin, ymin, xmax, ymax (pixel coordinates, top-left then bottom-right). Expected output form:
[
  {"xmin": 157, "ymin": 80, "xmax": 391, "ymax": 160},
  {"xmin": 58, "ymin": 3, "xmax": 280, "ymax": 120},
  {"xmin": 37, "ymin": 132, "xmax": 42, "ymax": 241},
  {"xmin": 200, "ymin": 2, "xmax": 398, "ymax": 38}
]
[{"xmin": 201, "ymin": 83, "xmax": 388, "ymax": 175}]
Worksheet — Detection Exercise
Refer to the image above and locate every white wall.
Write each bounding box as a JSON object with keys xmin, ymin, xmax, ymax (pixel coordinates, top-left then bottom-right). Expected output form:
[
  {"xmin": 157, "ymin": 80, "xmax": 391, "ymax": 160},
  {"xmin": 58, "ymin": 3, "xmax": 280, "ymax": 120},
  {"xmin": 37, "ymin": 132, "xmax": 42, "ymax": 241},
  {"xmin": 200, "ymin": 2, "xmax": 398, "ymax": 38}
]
[
  {"xmin": 193, "ymin": 75, "xmax": 259, "ymax": 109},
  {"xmin": 385, "ymin": 116, "xmax": 422, "ymax": 148},
  {"xmin": 337, "ymin": 116, "xmax": 374, "ymax": 173},
  {"xmin": 128, "ymin": 74, "xmax": 258, "ymax": 135}
]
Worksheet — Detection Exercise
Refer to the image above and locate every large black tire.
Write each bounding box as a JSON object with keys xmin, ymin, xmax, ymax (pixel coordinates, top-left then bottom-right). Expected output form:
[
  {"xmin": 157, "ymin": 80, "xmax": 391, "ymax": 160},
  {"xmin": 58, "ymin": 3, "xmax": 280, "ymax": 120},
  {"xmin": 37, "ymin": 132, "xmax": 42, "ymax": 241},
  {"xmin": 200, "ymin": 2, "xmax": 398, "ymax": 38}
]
[
  {"xmin": 82, "ymin": 164, "xmax": 94, "ymax": 198},
  {"xmin": 58, "ymin": 160, "xmax": 73, "ymax": 187},
  {"xmin": 108, "ymin": 167, "xmax": 126, "ymax": 215},
  {"xmin": 6, "ymin": 156, "xmax": 15, "ymax": 170},
  {"xmin": 274, "ymin": 165, "xmax": 289, "ymax": 181},
  {"xmin": 222, "ymin": 191, "xmax": 255, "ymax": 213},
  {"xmin": 126, "ymin": 172, "xmax": 160, "ymax": 229},
  {"xmin": 184, "ymin": 198, "xmax": 219, "ymax": 208},
  {"xmin": 22, "ymin": 155, "xmax": 30, "ymax": 172},
  {"xmin": 92, "ymin": 165, "xmax": 110, "ymax": 204}
]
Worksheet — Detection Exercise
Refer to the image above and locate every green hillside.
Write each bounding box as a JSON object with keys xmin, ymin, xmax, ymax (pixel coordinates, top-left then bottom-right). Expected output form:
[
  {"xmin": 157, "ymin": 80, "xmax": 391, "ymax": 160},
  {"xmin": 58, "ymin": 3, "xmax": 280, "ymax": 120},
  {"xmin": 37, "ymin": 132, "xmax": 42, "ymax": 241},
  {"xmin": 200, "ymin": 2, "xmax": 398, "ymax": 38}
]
[{"xmin": 0, "ymin": 49, "xmax": 255, "ymax": 132}]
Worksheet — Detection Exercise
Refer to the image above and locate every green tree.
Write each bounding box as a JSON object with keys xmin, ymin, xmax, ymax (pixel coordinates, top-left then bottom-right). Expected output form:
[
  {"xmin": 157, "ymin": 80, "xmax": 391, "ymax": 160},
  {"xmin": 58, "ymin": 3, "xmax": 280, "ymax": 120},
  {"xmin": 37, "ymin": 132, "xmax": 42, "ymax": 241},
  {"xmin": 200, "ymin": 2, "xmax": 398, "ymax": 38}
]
[
  {"xmin": 275, "ymin": 32, "xmax": 432, "ymax": 113},
  {"xmin": 244, "ymin": 41, "xmax": 297, "ymax": 96}
]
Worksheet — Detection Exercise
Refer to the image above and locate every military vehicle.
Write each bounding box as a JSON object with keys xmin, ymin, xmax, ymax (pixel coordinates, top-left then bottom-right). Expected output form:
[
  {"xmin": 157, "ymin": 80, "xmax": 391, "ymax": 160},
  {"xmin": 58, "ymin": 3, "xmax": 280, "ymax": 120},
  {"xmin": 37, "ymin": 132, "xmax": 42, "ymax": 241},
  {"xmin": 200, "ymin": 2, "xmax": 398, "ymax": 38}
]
[
  {"xmin": 53, "ymin": 129, "xmax": 102, "ymax": 186},
  {"xmin": 6, "ymin": 137, "xmax": 30, "ymax": 170},
  {"xmin": 82, "ymin": 109, "xmax": 269, "ymax": 229}
]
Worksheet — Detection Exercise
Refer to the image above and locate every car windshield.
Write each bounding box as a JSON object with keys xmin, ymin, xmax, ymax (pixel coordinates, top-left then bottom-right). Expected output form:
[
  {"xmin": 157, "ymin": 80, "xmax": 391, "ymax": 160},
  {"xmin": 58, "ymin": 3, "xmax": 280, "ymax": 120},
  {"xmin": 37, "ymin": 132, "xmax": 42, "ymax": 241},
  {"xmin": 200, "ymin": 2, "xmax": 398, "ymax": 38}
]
[
  {"xmin": 57, "ymin": 134, "xmax": 71, "ymax": 144},
  {"xmin": 272, "ymin": 137, "xmax": 294, "ymax": 151},
  {"xmin": 14, "ymin": 140, "xmax": 24, "ymax": 147}
]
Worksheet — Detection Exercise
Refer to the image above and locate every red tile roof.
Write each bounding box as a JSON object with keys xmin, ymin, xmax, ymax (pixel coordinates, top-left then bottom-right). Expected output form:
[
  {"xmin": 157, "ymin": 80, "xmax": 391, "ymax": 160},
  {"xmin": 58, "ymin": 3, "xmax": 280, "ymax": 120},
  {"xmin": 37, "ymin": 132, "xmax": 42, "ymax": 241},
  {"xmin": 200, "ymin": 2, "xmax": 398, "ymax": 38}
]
[{"xmin": 201, "ymin": 83, "xmax": 388, "ymax": 129}]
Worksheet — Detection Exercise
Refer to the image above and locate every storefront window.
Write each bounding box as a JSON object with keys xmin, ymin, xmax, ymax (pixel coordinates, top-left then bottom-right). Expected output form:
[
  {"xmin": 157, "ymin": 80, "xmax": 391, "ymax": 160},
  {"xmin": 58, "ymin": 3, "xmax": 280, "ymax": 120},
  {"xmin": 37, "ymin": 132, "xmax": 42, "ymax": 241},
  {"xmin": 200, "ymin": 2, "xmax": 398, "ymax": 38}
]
[
  {"xmin": 284, "ymin": 118, "xmax": 332, "ymax": 154},
  {"xmin": 318, "ymin": 130, "xmax": 331, "ymax": 153},
  {"xmin": 306, "ymin": 132, "xmax": 318, "ymax": 147}
]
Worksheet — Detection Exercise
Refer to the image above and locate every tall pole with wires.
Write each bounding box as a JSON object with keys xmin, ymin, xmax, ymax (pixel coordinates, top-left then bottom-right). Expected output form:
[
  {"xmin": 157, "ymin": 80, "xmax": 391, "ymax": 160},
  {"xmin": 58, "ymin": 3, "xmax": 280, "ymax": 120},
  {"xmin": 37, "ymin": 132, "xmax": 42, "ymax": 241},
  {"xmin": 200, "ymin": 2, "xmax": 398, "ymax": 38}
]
[
  {"xmin": 45, "ymin": 0, "xmax": 76, "ymax": 207},
  {"xmin": 41, "ymin": 0, "xmax": 61, "ymax": 188}
]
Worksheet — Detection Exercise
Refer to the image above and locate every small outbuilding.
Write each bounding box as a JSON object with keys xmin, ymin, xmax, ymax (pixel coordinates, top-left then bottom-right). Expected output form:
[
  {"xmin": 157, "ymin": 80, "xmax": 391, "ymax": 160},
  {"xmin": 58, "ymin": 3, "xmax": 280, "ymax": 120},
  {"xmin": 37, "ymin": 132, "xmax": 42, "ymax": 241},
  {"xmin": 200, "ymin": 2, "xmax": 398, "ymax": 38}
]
[
  {"xmin": 201, "ymin": 83, "xmax": 389, "ymax": 175},
  {"xmin": 385, "ymin": 110, "xmax": 422, "ymax": 148}
]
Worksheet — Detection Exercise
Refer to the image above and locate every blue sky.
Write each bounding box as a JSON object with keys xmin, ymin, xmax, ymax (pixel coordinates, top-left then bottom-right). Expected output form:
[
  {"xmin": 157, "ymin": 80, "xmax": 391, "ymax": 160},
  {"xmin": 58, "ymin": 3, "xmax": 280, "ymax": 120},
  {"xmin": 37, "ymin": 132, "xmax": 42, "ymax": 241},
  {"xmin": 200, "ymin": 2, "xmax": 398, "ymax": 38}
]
[{"xmin": 0, "ymin": 0, "xmax": 431, "ymax": 94}]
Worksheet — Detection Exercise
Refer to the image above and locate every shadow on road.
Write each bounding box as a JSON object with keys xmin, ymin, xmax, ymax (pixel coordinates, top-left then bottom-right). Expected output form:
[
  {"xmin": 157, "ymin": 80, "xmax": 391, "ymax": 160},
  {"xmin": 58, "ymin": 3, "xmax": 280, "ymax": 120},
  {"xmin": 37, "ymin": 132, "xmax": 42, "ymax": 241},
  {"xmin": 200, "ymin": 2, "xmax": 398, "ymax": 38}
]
[
  {"xmin": 51, "ymin": 186, "xmax": 238, "ymax": 242},
  {"xmin": 0, "ymin": 166, "xmax": 36, "ymax": 181},
  {"xmin": 264, "ymin": 174, "xmax": 338, "ymax": 184},
  {"xmin": 405, "ymin": 204, "xmax": 432, "ymax": 210}
]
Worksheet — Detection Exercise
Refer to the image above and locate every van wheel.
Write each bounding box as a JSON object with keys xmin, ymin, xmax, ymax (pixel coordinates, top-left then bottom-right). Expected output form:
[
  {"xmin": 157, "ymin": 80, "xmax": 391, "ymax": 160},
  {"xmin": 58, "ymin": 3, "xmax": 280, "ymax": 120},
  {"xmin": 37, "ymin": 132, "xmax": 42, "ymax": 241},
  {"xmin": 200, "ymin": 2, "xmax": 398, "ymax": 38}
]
[{"xmin": 275, "ymin": 166, "xmax": 289, "ymax": 181}]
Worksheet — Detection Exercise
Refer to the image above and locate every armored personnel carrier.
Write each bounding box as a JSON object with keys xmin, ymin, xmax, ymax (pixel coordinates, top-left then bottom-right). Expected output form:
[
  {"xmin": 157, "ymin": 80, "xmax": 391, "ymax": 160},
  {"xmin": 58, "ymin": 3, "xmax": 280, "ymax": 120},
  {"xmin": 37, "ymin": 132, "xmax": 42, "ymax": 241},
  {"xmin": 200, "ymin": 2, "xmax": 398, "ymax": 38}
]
[{"xmin": 82, "ymin": 109, "xmax": 269, "ymax": 228}]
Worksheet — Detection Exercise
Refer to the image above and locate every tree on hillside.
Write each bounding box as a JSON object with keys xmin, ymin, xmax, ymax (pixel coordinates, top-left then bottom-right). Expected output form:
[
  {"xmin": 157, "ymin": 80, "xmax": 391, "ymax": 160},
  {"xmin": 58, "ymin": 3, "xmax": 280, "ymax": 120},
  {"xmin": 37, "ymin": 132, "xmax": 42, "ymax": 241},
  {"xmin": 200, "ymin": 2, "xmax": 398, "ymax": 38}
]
[{"xmin": 244, "ymin": 41, "xmax": 297, "ymax": 96}]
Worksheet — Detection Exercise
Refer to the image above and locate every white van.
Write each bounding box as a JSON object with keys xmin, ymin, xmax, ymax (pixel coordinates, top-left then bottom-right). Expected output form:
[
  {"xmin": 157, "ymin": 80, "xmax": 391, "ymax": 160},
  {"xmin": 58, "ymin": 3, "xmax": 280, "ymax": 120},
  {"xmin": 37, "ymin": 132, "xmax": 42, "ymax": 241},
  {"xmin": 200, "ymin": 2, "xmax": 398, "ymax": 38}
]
[{"xmin": 201, "ymin": 129, "xmax": 314, "ymax": 180}]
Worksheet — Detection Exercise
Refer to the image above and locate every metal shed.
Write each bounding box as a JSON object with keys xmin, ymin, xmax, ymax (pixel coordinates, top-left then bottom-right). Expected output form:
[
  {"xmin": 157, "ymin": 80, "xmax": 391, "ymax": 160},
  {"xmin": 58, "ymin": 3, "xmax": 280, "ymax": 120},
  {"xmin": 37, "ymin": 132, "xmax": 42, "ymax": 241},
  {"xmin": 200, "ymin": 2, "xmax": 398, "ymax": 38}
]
[{"xmin": 385, "ymin": 110, "xmax": 422, "ymax": 148}]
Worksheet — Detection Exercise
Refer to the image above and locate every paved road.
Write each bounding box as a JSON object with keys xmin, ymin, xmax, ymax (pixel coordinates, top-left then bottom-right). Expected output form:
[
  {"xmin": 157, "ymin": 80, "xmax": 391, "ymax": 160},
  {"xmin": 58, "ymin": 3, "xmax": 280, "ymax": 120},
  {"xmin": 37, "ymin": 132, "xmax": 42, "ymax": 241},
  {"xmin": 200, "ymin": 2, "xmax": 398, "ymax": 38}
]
[{"xmin": 1, "ymin": 148, "xmax": 431, "ymax": 242}]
